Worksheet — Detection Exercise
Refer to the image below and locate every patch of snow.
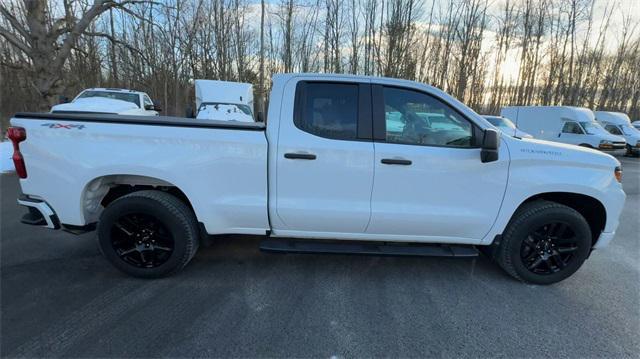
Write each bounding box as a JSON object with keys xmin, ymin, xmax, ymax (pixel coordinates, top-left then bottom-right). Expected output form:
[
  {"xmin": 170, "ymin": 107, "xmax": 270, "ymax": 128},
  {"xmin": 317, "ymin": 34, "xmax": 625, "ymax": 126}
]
[{"xmin": 1, "ymin": 141, "xmax": 14, "ymax": 173}]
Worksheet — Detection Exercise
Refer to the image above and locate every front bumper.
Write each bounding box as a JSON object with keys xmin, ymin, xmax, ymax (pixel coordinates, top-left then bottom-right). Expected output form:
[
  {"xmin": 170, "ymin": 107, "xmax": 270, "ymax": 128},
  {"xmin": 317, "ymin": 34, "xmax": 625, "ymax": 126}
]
[
  {"xmin": 599, "ymin": 142, "xmax": 627, "ymax": 150},
  {"xmin": 593, "ymin": 185, "xmax": 626, "ymax": 248},
  {"xmin": 592, "ymin": 231, "xmax": 617, "ymax": 249}
]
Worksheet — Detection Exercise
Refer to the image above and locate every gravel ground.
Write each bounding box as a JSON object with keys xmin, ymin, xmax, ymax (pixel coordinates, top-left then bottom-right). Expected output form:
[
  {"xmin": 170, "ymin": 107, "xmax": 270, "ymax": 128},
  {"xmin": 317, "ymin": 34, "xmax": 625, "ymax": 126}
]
[{"xmin": 1, "ymin": 156, "xmax": 638, "ymax": 358}]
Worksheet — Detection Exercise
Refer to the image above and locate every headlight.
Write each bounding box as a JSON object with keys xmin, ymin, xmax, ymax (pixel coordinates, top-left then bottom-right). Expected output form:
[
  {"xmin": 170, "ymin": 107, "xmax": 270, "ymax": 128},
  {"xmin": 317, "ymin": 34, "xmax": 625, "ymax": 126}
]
[{"xmin": 599, "ymin": 140, "xmax": 614, "ymax": 149}]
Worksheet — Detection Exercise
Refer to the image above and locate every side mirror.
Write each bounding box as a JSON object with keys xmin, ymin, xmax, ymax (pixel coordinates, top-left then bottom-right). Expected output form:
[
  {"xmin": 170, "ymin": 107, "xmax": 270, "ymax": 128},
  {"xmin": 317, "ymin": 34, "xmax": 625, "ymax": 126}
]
[
  {"xmin": 481, "ymin": 128, "xmax": 500, "ymax": 163},
  {"xmin": 145, "ymin": 104, "xmax": 161, "ymax": 112}
]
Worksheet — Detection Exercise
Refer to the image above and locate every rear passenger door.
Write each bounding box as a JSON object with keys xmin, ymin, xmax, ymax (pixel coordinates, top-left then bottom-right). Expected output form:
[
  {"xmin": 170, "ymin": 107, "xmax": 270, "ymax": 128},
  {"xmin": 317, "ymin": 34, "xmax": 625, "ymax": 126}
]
[{"xmin": 273, "ymin": 80, "xmax": 375, "ymax": 235}]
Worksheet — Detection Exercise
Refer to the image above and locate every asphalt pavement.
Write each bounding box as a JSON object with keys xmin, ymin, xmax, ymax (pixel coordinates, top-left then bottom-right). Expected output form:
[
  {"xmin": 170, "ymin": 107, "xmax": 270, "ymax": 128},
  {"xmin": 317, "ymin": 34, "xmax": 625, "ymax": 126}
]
[{"xmin": 1, "ymin": 157, "xmax": 638, "ymax": 358}]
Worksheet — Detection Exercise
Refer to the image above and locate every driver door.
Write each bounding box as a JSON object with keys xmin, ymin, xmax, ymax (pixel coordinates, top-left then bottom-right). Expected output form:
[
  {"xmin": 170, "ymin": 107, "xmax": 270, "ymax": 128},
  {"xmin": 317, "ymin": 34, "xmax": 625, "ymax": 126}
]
[
  {"xmin": 366, "ymin": 85, "xmax": 508, "ymax": 241},
  {"xmin": 558, "ymin": 121, "xmax": 585, "ymax": 145}
]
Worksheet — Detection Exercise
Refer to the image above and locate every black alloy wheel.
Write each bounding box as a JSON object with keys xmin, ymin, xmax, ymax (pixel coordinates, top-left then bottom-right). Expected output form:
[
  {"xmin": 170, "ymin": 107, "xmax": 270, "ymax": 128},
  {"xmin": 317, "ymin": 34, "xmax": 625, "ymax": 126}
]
[
  {"xmin": 98, "ymin": 190, "xmax": 200, "ymax": 278},
  {"xmin": 495, "ymin": 200, "xmax": 592, "ymax": 284},
  {"xmin": 520, "ymin": 222, "xmax": 579, "ymax": 275},
  {"xmin": 111, "ymin": 213, "xmax": 175, "ymax": 268}
]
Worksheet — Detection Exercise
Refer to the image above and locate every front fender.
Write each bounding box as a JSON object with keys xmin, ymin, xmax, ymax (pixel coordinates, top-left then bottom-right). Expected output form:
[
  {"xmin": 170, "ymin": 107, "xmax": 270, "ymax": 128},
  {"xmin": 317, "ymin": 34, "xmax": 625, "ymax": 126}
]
[{"xmin": 482, "ymin": 138, "xmax": 625, "ymax": 243}]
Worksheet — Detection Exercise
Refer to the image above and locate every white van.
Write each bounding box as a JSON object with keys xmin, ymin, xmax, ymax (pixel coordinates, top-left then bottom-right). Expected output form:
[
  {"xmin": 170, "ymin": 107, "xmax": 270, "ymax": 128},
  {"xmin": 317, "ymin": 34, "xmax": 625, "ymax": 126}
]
[
  {"xmin": 501, "ymin": 106, "xmax": 626, "ymax": 151},
  {"xmin": 595, "ymin": 111, "xmax": 640, "ymax": 155},
  {"xmin": 194, "ymin": 80, "xmax": 254, "ymax": 122}
]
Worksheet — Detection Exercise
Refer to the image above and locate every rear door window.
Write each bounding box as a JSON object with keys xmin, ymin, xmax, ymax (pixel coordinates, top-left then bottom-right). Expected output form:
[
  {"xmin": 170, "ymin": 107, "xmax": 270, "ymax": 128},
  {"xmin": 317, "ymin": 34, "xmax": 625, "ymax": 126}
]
[{"xmin": 294, "ymin": 83, "xmax": 359, "ymax": 140}]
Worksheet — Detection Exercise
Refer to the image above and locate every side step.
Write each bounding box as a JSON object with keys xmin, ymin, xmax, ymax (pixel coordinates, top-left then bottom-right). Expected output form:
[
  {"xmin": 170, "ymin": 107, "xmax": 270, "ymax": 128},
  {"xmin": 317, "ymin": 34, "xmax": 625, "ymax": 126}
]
[{"xmin": 260, "ymin": 238, "xmax": 478, "ymax": 257}]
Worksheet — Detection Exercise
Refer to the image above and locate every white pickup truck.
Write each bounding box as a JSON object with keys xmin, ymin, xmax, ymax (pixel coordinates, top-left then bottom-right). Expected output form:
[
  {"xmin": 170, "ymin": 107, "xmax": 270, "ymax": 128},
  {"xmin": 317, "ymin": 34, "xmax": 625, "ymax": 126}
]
[
  {"xmin": 51, "ymin": 88, "xmax": 160, "ymax": 116},
  {"xmin": 8, "ymin": 74, "xmax": 625, "ymax": 284}
]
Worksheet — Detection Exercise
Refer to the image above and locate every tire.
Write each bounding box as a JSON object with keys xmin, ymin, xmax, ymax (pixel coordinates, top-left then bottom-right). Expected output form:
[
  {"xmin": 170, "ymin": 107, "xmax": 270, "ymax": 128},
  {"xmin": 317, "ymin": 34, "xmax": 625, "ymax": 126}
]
[
  {"xmin": 496, "ymin": 200, "xmax": 592, "ymax": 285},
  {"xmin": 97, "ymin": 190, "xmax": 199, "ymax": 278},
  {"xmin": 626, "ymin": 144, "xmax": 637, "ymax": 157}
]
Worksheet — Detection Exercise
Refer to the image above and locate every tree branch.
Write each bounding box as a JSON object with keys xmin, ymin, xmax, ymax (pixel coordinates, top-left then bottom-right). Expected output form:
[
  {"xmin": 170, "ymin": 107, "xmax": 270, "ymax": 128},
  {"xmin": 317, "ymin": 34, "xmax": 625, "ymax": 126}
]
[
  {"xmin": 0, "ymin": 60, "xmax": 27, "ymax": 70},
  {"xmin": 0, "ymin": 26, "xmax": 31, "ymax": 56},
  {"xmin": 0, "ymin": 4, "xmax": 29, "ymax": 40},
  {"xmin": 83, "ymin": 31, "xmax": 149, "ymax": 63},
  {"xmin": 52, "ymin": 0, "xmax": 155, "ymax": 71}
]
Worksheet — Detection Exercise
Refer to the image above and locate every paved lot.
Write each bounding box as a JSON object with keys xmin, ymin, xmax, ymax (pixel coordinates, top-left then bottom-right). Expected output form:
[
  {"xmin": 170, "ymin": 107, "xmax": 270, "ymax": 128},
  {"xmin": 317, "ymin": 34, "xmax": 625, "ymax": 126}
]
[{"xmin": 1, "ymin": 157, "xmax": 638, "ymax": 358}]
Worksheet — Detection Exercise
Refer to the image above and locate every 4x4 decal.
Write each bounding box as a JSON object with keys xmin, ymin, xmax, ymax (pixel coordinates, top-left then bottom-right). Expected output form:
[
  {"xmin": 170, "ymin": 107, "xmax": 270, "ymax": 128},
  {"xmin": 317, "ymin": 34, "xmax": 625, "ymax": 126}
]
[{"xmin": 41, "ymin": 123, "xmax": 85, "ymax": 130}]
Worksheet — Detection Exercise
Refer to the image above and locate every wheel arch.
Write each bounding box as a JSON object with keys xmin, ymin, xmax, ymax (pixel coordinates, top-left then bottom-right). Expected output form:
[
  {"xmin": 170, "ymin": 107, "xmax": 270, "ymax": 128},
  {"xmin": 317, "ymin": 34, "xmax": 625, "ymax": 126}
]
[
  {"xmin": 515, "ymin": 192, "xmax": 606, "ymax": 246},
  {"xmin": 81, "ymin": 174, "xmax": 195, "ymax": 223}
]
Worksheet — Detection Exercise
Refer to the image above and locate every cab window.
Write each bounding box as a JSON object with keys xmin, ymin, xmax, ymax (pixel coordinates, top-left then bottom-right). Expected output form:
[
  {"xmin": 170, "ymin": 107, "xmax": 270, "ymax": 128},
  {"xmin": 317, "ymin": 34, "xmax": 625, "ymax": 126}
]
[
  {"xmin": 382, "ymin": 87, "xmax": 474, "ymax": 147},
  {"xmin": 294, "ymin": 83, "xmax": 359, "ymax": 140},
  {"xmin": 604, "ymin": 124, "xmax": 623, "ymax": 135},
  {"xmin": 562, "ymin": 121, "xmax": 584, "ymax": 134}
]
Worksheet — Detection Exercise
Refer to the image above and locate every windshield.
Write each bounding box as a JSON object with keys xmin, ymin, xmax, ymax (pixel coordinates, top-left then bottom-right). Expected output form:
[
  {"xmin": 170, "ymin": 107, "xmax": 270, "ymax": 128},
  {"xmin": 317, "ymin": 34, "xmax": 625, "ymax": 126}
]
[
  {"xmin": 579, "ymin": 121, "xmax": 606, "ymax": 135},
  {"xmin": 77, "ymin": 91, "xmax": 140, "ymax": 107},
  {"xmin": 485, "ymin": 116, "xmax": 516, "ymax": 129},
  {"xmin": 199, "ymin": 103, "xmax": 253, "ymax": 116},
  {"xmin": 620, "ymin": 124, "xmax": 640, "ymax": 136}
]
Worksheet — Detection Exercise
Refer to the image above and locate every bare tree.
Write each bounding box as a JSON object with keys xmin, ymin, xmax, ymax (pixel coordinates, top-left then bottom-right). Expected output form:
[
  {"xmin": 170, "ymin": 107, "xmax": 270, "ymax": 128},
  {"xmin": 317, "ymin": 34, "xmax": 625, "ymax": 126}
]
[
  {"xmin": 0, "ymin": 0, "xmax": 142, "ymax": 110},
  {"xmin": 1, "ymin": 0, "xmax": 639, "ymax": 127}
]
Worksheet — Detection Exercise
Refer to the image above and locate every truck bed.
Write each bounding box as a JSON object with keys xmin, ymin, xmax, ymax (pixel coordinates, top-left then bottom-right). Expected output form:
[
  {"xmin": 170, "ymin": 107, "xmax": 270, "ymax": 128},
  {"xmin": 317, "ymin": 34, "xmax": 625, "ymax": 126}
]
[
  {"xmin": 10, "ymin": 112, "xmax": 269, "ymax": 235},
  {"xmin": 13, "ymin": 112, "xmax": 266, "ymax": 131}
]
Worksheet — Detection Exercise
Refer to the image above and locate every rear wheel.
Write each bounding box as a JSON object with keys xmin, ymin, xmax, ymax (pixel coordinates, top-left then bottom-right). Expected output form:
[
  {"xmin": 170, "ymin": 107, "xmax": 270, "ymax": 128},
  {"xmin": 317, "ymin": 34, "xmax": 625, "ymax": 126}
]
[
  {"xmin": 496, "ymin": 200, "xmax": 592, "ymax": 285},
  {"xmin": 97, "ymin": 190, "xmax": 199, "ymax": 278}
]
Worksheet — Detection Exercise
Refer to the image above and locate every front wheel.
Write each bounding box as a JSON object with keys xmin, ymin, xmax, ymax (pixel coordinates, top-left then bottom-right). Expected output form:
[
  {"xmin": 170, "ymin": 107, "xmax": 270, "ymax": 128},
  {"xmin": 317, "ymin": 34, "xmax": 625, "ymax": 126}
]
[
  {"xmin": 97, "ymin": 190, "xmax": 199, "ymax": 278},
  {"xmin": 496, "ymin": 200, "xmax": 592, "ymax": 285}
]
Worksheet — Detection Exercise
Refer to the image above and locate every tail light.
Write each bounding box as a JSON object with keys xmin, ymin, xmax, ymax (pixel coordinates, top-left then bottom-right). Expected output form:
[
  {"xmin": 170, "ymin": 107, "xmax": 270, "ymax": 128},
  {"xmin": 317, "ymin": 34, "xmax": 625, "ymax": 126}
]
[{"xmin": 7, "ymin": 127, "xmax": 27, "ymax": 178}]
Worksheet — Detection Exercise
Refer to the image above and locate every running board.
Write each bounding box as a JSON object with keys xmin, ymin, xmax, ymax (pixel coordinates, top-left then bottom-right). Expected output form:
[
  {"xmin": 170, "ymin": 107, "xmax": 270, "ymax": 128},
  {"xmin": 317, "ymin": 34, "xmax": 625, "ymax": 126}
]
[{"xmin": 260, "ymin": 238, "xmax": 478, "ymax": 257}]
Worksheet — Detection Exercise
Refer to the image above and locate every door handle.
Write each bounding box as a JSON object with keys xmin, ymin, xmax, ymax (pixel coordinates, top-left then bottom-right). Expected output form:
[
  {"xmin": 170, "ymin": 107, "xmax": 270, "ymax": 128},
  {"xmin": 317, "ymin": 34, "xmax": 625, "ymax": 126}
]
[
  {"xmin": 381, "ymin": 158, "xmax": 412, "ymax": 165},
  {"xmin": 284, "ymin": 152, "xmax": 317, "ymax": 160}
]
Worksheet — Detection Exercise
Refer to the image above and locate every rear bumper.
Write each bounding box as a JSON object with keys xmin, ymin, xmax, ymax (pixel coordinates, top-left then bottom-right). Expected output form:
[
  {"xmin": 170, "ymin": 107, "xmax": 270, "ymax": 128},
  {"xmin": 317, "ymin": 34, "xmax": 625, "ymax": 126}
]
[{"xmin": 17, "ymin": 196, "xmax": 60, "ymax": 229}]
